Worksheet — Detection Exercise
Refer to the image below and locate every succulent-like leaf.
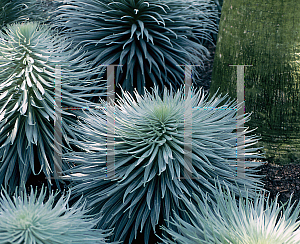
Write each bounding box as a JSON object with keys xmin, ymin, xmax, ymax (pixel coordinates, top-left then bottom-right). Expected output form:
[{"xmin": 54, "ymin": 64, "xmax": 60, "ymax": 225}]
[
  {"xmin": 0, "ymin": 22, "xmax": 106, "ymax": 193},
  {"xmin": 64, "ymin": 85, "xmax": 266, "ymax": 244},
  {"xmin": 52, "ymin": 0, "xmax": 218, "ymax": 96},
  {"xmin": 158, "ymin": 178, "xmax": 300, "ymax": 244},
  {"xmin": 0, "ymin": 185, "xmax": 119, "ymax": 244}
]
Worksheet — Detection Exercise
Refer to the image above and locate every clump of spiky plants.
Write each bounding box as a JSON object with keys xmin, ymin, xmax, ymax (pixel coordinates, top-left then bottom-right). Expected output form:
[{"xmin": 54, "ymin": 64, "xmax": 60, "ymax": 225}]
[
  {"xmin": 158, "ymin": 179, "xmax": 300, "ymax": 244},
  {"xmin": 0, "ymin": 185, "xmax": 119, "ymax": 244},
  {"xmin": 0, "ymin": 22, "xmax": 106, "ymax": 193},
  {"xmin": 63, "ymin": 85, "xmax": 266, "ymax": 244},
  {"xmin": 52, "ymin": 0, "xmax": 218, "ymax": 96}
]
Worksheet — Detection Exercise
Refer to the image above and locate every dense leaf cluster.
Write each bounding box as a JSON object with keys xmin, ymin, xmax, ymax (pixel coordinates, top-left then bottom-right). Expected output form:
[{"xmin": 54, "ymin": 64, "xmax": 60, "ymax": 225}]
[
  {"xmin": 52, "ymin": 0, "xmax": 218, "ymax": 96},
  {"xmin": 1, "ymin": 1, "xmax": 296, "ymax": 244},
  {"xmin": 63, "ymin": 86, "xmax": 265, "ymax": 244}
]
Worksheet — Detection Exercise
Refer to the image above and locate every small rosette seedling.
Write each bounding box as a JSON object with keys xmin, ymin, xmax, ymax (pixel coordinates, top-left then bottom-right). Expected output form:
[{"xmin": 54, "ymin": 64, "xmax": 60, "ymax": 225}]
[
  {"xmin": 0, "ymin": 185, "xmax": 119, "ymax": 244},
  {"xmin": 0, "ymin": 22, "xmax": 106, "ymax": 193},
  {"xmin": 158, "ymin": 179, "xmax": 300, "ymax": 244},
  {"xmin": 64, "ymin": 85, "xmax": 265, "ymax": 244}
]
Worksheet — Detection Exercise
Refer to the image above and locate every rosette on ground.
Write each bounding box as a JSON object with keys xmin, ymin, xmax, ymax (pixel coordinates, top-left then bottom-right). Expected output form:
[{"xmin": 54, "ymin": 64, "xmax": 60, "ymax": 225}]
[
  {"xmin": 0, "ymin": 185, "xmax": 119, "ymax": 244},
  {"xmin": 0, "ymin": 22, "xmax": 106, "ymax": 193},
  {"xmin": 52, "ymin": 0, "xmax": 218, "ymax": 96},
  {"xmin": 63, "ymin": 85, "xmax": 265, "ymax": 244},
  {"xmin": 158, "ymin": 179, "xmax": 300, "ymax": 244}
]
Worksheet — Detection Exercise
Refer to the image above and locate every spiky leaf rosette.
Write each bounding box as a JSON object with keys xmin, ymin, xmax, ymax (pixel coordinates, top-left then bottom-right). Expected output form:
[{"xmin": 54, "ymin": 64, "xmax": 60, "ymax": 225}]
[
  {"xmin": 0, "ymin": 22, "xmax": 106, "ymax": 193},
  {"xmin": 63, "ymin": 85, "xmax": 265, "ymax": 244},
  {"xmin": 0, "ymin": 185, "xmax": 119, "ymax": 244},
  {"xmin": 158, "ymin": 179, "xmax": 300, "ymax": 244},
  {"xmin": 52, "ymin": 0, "xmax": 218, "ymax": 96}
]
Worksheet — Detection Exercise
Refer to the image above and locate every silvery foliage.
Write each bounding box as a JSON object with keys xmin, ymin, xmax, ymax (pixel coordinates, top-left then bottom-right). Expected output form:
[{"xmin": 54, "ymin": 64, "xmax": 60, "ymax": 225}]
[
  {"xmin": 22, "ymin": 0, "xmax": 64, "ymax": 25},
  {"xmin": 0, "ymin": 0, "xmax": 54, "ymax": 30},
  {"xmin": 51, "ymin": 0, "xmax": 219, "ymax": 96},
  {"xmin": 0, "ymin": 22, "xmax": 106, "ymax": 193},
  {"xmin": 63, "ymin": 85, "xmax": 266, "ymax": 244},
  {"xmin": 0, "ymin": 185, "xmax": 119, "ymax": 244},
  {"xmin": 158, "ymin": 179, "xmax": 300, "ymax": 244},
  {"xmin": 0, "ymin": 0, "xmax": 29, "ymax": 29}
]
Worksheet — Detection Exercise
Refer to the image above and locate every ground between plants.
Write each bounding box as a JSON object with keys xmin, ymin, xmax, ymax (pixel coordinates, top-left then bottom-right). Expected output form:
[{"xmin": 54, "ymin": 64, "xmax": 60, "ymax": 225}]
[{"xmin": 254, "ymin": 161, "xmax": 300, "ymax": 214}]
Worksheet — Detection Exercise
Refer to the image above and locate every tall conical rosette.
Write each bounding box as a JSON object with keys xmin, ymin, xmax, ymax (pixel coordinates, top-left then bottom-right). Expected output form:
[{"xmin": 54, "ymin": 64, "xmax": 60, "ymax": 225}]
[{"xmin": 0, "ymin": 22, "xmax": 107, "ymax": 193}]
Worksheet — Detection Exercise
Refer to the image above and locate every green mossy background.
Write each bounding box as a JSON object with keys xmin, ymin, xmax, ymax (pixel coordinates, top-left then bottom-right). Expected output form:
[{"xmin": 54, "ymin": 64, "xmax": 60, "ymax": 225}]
[{"xmin": 209, "ymin": 0, "xmax": 300, "ymax": 165}]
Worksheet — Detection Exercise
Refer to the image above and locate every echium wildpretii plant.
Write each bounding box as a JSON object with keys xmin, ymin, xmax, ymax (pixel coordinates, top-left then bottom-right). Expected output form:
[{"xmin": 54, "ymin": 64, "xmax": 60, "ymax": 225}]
[
  {"xmin": 63, "ymin": 85, "xmax": 266, "ymax": 244},
  {"xmin": 0, "ymin": 22, "xmax": 107, "ymax": 193},
  {"xmin": 52, "ymin": 0, "xmax": 218, "ymax": 96},
  {"xmin": 0, "ymin": 185, "xmax": 119, "ymax": 244},
  {"xmin": 158, "ymin": 178, "xmax": 300, "ymax": 244}
]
